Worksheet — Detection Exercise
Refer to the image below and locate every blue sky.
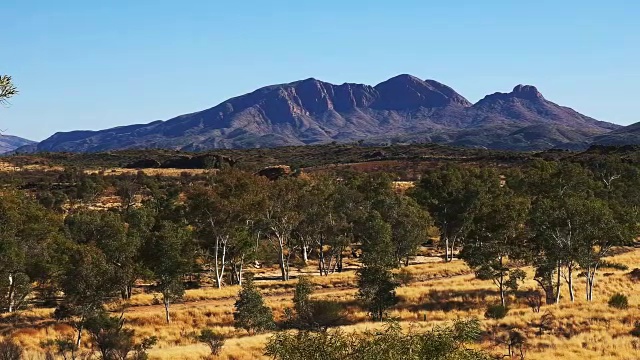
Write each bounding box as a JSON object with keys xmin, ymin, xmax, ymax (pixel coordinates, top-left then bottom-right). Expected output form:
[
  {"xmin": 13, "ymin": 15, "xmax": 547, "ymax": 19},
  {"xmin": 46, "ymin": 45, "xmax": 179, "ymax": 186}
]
[{"xmin": 2, "ymin": 0, "xmax": 639, "ymax": 141}]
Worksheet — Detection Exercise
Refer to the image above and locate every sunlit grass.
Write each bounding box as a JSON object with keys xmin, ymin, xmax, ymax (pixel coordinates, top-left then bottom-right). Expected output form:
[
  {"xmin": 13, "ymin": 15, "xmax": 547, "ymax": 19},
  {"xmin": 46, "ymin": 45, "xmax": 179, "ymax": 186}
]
[{"xmin": 4, "ymin": 248, "xmax": 640, "ymax": 359}]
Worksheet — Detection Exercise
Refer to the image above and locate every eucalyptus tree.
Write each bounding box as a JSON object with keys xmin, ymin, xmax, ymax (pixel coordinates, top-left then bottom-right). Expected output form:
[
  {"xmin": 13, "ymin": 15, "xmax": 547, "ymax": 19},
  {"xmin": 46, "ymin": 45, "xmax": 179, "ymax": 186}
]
[
  {"xmin": 354, "ymin": 209, "xmax": 399, "ymax": 321},
  {"xmin": 187, "ymin": 170, "xmax": 267, "ymax": 287},
  {"xmin": 141, "ymin": 221, "xmax": 195, "ymax": 323},
  {"xmin": 295, "ymin": 176, "xmax": 358, "ymax": 275},
  {"xmin": 0, "ymin": 75, "xmax": 18, "ymax": 106},
  {"xmin": 65, "ymin": 210, "xmax": 138, "ymax": 300},
  {"xmin": 411, "ymin": 165, "xmax": 499, "ymax": 262},
  {"xmin": 461, "ymin": 189, "xmax": 530, "ymax": 306},
  {"xmin": 522, "ymin": 160, "xmax": 625, "ymax": 303},
  {"xmin": 0, "ymin": 192, "xmax": 61, "ymax": 313},
  {"xmin": 384, "ymin": 195, "xmax": 432, "ymax": 267},
  {"xmin": 57, "ymin": 243, "xmax": 125, "ymax": 348},
  {"xmin": 261, "ymin": 177, "xmax": 305, "ymax": 281},
  {"xmin": 347, "ymin": 172, "xmax": 431, "ymax": 266}
]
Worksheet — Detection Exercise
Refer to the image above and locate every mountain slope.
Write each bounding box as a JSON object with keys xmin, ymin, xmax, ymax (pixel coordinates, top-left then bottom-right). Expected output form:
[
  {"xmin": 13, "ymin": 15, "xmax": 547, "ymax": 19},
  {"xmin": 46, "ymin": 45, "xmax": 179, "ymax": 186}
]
[
  {"xmin": 0, "ymin": 134, "xmax": 36, "ymax": 154},
  {"xmin": 30, "ymin": 75, "xmax": 618, "ymax": 152},
  {"xmin": 591, "ymin": 121, "xmax": 640, "ymax": 146}
]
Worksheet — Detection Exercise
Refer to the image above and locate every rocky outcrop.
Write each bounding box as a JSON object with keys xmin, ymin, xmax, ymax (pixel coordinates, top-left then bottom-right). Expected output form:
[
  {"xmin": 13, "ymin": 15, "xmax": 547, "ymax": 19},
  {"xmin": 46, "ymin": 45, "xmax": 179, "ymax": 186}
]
[
  {"xmin": 125, "ymin": 159, "xmax": 161, "ymax": 168},
  {"xmin": 256, "ymin": 165, "xmax": 292, "ymax": 180},
  {"xmin": 125, "ymin": 154, "xmax": 237, "ymax": 169}
]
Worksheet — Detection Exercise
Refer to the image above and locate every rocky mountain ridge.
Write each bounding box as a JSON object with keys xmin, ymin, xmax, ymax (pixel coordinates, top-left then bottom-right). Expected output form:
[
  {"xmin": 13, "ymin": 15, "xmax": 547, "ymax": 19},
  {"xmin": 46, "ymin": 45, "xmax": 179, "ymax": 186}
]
[{"xmin": 19, "ymin": 75, "xmax": 620, "ymax": 153}]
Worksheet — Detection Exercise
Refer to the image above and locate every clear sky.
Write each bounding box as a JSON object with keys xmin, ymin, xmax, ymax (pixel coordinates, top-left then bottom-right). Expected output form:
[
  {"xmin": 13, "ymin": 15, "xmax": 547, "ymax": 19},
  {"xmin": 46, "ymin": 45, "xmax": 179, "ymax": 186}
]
[{"xmin": 2, "ymin": 0, "xmax": 639, "ymax": 141}]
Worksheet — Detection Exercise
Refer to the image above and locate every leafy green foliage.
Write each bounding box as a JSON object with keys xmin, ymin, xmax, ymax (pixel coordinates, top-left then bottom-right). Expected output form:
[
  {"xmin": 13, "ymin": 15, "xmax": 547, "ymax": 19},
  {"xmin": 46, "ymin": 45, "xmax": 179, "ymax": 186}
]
[
  {"xmin": 265, "ymin": 319, "xmax": 492, "ymax": 360},
  {"xmin": 608, "ymin": 293, "xmax": 629, "ymax": 309},
  {"xmin": 196, "ymin": 329, "xmax": 225, "ymax": 356},
  {"xmin": 291, "ymin": 276, "xmax": 313, "ymax": 326},
  {"xmin": 0, "ymin": 192, "xmax": 61, "ymax": 313},
  {"xmin": 411, "ymin": 165, "xmax": 500, "ymax": 262},
  {"xmin": 0, "ymin": 75, "xmax": 18, "ymax": 106},
  {"xmin": 356, "ymin": 212, "xmax": 395, "ymax": 269},
  {"xmin": 460, "ymin": 189, "xmax": 529, "ymax": 306},
  {"xmin": 288, "ymin": 276, "xmax": 344, "ymax": 331},
  {"xmin": 84, "ymin": 311, "xmax": 135, "ymax": 360},
  {"xmin": 233, "ymin": 275, "xmax": 275, "ymax": 334},
  {"xmin": 484, "ymin": 304, "xmax": 509, "ymax": 319},
  {"xmin": 357, "ymin": 266, "xmax": 398, "ymax": 321},
  {"xmin": 141, "ymin": 221, "xmax": 195, "ymax": 323}
]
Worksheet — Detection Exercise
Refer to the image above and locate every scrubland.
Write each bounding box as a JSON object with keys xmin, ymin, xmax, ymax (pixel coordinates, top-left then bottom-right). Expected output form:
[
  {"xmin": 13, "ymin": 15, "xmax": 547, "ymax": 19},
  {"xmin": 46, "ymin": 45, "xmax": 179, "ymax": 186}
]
[{"xmin": 2, "ymin": 248, "xmax": 638, "ymax": 360}]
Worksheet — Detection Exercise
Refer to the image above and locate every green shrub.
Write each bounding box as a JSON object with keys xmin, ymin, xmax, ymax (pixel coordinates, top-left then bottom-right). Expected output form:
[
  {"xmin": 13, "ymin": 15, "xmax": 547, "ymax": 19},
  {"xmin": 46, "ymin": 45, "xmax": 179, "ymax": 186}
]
[
  {"xmin": 265, "ymin": 319, "xmax": 493, "ymax": 360},
  {"xmin": 196, "ymin": 329, "xmax": 225, "ymax": 356},
  {"xmin": 631, "ymin": 321, "xmax": 640, "ymax": 338},
  {"xmin": 608, "ymin": 293, "xmax": 629, "ymax": 309},
  {"xmin": 307, "ymin": 300, "xmax": 345, "ymax": 331},
  {"xmin": 233, "ymin": 274, "xmax": 275, "ymax": 334},
  {"xmin": 484, "ymin": 304, "xmax": 509, "ymax": 319}
]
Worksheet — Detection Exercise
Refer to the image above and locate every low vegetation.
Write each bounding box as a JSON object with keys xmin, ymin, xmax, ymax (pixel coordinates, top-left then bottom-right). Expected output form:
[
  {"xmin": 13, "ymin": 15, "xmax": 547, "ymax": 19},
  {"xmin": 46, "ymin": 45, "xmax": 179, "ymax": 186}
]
[{"xmin": 0, "ymin": 150, "xmax": 639, "ymax": 359}]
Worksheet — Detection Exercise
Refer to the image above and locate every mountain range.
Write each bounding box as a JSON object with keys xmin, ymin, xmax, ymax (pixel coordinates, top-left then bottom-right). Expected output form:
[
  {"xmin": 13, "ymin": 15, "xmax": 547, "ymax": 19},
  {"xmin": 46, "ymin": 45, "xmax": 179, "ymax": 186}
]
[
  {"xmin": 0, "ymin": 134, "xmax": 35, "ymax": 154},
  {"xmin": 10, "ymin": 74, "xmax": 640, "ymax": 153}
]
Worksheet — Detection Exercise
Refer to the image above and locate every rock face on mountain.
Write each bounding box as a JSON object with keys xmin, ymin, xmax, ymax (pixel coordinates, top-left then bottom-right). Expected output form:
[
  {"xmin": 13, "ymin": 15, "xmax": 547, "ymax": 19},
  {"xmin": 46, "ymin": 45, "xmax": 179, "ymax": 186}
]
[
  {"xmin": 0, "ymin": 134, "xmax": 35, "ymax": 154},
  {"xmin": 26, "ymin": 75, "xmax": 619, "ymax": 152}
]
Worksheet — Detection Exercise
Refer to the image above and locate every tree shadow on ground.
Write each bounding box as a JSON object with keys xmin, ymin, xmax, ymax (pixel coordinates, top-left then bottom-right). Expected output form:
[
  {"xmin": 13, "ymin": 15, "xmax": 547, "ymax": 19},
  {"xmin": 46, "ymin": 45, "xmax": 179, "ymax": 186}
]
[{"xmin": 401, "ymin": 288, "xmax": 499, "ymax": 313}]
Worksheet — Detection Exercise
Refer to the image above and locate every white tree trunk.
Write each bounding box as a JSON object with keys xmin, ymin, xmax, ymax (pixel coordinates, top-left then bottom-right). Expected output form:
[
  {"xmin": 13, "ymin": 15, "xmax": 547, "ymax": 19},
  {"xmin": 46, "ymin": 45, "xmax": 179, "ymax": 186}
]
[
  {"xmin": 276, "ymin": 233, "xmax": 290, "ymax": 281},
  {"xmin": 554, "ymin": 262, "xmax": 562, "ymax": 304},
  {"xmin": 444, "ymin": 237, "xmax": 450, "ymax": 263},
  {"xmin": 567, "ymin": 265, "xmax": 575, "ymax": 302},
  {"xmin": 164, "ymin": 297, "xmax": 171, "ymax": 324},
  {"xmin": 585, "ymin": 267, "xmax": 597, "ymax": 301},
  {"xmin": 214, "ymin": 236, "xmax": 228, "ymax": 289},
  {"xmin": 75, "ymin": 314, "xmax": 85, "ymax": 349},
  {"xmin": 7, "ymin": 273, "xmax": 15, "ymax": 313}
]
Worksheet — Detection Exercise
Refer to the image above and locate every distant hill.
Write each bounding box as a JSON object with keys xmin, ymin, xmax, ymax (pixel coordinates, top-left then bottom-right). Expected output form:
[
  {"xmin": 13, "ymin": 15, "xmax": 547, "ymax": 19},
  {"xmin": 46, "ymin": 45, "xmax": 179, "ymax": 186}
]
[
  {"xmin": 591, "ymin": 121, "xmax": 640, "ymax": 146},
  {"xmin": 23, "ymin": 75, "xmax": 619, "ymax": 152},
  {"xmin": 0, "ymin": 134, "xmax": 35, "ymax": 154}
]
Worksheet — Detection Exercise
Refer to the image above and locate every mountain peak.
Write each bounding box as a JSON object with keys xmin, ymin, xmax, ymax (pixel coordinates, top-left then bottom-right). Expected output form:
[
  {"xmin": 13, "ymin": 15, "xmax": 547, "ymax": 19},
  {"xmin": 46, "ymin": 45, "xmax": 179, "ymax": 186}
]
[
  {"xmin": 28, "ymin": 75, "xmax": 617, "ymax": 153},
  {"xmin": 384, "ymin": 74, "xmax": 424, "ymax": 83},
  {"xmin": 373, "ymin": 74, "xmax": 469, "ymax": 109},
  {"xmin": 511, "ymin": 84, "xmax": 544, "ymax": 100}
]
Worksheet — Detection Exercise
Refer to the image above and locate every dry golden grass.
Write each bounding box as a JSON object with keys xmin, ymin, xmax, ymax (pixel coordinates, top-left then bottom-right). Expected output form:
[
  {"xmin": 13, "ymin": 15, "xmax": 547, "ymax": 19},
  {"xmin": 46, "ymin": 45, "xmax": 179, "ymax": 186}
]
[
  {"xmin": 0, "ymin": 161, "xmax": 64, "ymax": 172},
  {"xmin": 3, "ymin": 248, "xmax": 640, "ymax": 359},
  {"xmin": 84, "ymin": 168, "xmax": 212, "ymax": 176}
]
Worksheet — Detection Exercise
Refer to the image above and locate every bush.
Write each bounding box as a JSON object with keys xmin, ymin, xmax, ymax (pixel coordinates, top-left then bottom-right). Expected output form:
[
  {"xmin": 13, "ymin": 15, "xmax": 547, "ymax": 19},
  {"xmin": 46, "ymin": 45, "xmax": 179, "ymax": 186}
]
[
  {"xmin": 40, "ymin": 338, "xmax": 77, "ymax": 360},
  {"xmin": 233, "ymin": 274, "xmax": 275, "ymax": 334},
  {"xmin": 83, "ymin": 311, "xmax": 156, "ymax": 360},
  {"xmin": 484, "ymin": 304, "xmax": 509, "ymax": 319},
  {"xmin": 307, "ymin": 300, "xmax": 345, "ymax": 331},
  {"xmin": 289, "ymin": 277, "xmax": 344, "ymax": 331},
  {"xmin": 631, "ymin": 321, "xmax": 640, "ymax": 338},
  {"xmin": 0, "ymin": 339, "xmax": 23, "ymax": 360},
  {"xmin": 197, "ymin": 329, "xmax": 225, "ymax": 356},
  {"xmin": 608, "ymin": 293, "xmax": 629, "ymax": 309},
  {"xmin": 357, "ymin": 266, "xmax": 398, "ymax": 321},
  {"xmin": 265, "ymin": 319, "xmax": 493, "ymax": 360},
  {"xmin": 292, "ymin": 276, "xmax": 313, "ymax": 324}
]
